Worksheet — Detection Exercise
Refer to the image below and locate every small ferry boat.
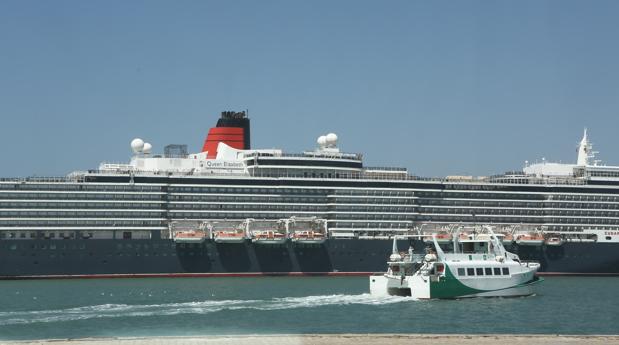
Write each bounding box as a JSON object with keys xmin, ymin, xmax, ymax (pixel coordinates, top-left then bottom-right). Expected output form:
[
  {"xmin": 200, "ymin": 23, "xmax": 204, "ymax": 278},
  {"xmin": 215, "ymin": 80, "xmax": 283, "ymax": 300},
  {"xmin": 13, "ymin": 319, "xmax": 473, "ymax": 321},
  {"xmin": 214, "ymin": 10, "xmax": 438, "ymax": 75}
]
[{"xmin": 370, "ymin": 226, "xmax": 542, "ymax": 299}]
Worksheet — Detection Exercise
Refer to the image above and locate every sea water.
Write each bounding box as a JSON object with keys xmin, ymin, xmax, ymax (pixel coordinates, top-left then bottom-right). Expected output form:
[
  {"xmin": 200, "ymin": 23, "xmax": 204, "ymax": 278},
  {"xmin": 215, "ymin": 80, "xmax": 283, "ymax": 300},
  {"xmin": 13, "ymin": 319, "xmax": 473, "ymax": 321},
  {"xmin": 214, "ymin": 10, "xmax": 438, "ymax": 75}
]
[{"xmin": 0, "ymin": 276, "xmax": 617, "ymax": 340}]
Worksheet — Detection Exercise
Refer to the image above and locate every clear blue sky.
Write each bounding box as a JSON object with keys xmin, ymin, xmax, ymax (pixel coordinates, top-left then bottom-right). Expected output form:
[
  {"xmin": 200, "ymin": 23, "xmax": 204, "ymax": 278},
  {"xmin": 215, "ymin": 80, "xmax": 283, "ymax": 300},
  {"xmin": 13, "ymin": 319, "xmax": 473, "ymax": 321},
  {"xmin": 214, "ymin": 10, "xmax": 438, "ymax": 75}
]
[{"xmin": 1, "ymin": 0, "xmax": 618, "ymax": 177}]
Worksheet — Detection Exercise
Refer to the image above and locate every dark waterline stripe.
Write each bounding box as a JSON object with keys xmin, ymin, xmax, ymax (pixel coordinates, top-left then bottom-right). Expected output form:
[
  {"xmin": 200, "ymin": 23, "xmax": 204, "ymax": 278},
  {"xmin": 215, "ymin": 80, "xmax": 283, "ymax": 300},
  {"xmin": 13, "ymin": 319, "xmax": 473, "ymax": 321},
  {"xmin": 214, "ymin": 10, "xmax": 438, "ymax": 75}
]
[
  {"xmin": 1, "ymin": 271, "xmax": 619, "ymax": 280},
  {"xmin": 0, "ymin": 272, "xmax": 376, "ymax": 280}
]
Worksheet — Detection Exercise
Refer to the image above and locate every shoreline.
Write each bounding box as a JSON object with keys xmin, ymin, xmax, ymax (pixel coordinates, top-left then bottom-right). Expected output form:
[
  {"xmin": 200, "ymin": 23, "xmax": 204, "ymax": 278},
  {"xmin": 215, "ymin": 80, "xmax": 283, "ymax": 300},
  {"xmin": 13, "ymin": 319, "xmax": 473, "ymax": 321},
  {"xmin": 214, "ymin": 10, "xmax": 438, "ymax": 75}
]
[{"xmin": 2, "ymin": 334, "xmax": 619, "ymax": 345}]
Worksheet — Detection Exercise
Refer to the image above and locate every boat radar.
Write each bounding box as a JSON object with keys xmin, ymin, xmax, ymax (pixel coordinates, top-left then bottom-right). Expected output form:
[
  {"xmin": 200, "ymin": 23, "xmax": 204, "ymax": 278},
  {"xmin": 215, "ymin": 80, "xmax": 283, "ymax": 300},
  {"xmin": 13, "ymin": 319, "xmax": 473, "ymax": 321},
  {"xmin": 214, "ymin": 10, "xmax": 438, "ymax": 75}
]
[
  {"xmin": 131, "ymin": 138, "xmax": 144, "ymax": 153},
  {"xmin": 142, "ymin": 142, "xmax": 152, "ymax": 155},
  {"xmin": 130, "ymin": 138, "xmax": 152, "ymax": 155},
  {"xmin": 317, "ymin": 133, "xmax": 339, "ymax": 153}
]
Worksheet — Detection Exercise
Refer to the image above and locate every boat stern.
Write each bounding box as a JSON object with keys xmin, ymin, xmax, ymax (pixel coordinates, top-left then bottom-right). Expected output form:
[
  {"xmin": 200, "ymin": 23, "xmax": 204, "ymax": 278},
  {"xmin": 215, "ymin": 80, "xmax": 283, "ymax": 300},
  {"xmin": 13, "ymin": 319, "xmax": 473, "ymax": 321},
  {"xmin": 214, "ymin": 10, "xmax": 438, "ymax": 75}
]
[
  {"xmin": 369, "ymin": 274, "xmax": 430, "ymax": 298},
  {"xmin": 369, "ymin": 275, "xmax": 391, "ymax": 297}
]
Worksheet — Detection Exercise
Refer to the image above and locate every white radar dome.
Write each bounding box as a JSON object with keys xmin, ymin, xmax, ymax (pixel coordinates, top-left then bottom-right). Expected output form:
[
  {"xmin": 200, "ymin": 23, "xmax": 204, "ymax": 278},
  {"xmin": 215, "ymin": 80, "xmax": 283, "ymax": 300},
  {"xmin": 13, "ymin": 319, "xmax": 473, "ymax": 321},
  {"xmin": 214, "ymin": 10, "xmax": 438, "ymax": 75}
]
[
  {"xmin": 131, "ymin": 138, "xmax": 145, "ymax": 153},
  {"xmin": 142, "ymin": 142, "xmax": 152, "ymax": 154},
  {"xmin": 317, "ymin": 135, "xmax": 327, "ymax": 146},
  {"xmin": 325, "ymin": 133, "xmax": 338, "ymax": 146}
]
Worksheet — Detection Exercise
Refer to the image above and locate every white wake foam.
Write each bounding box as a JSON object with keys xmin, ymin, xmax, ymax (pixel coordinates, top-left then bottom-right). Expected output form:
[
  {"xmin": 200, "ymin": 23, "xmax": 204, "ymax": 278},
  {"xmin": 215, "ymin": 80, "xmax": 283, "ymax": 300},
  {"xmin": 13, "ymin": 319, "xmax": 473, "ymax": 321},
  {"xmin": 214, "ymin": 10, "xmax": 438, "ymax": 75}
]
[{"xmin": 0, "ymin": 294, "xmax": 413, "ymax": 326}]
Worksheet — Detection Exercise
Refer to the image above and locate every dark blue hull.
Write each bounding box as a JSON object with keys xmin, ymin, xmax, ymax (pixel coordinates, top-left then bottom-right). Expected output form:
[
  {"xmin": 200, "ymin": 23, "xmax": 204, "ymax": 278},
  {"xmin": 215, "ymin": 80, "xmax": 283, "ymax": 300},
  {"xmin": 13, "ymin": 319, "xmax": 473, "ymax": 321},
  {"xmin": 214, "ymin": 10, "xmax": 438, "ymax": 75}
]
[{"xmin": 1, "ymin": 238, "xmax": 618, "ymax": 278}]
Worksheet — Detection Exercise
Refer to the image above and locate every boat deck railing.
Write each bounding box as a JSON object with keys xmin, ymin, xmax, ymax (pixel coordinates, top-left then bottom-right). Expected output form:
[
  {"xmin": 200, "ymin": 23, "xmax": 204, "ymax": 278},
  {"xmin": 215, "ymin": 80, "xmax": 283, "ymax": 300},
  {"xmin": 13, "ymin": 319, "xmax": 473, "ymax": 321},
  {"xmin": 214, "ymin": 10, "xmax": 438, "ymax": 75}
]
[
  {"xmin": 0, "ymin": 176, "xmax": 86, "ymax": 183},
  {"xmin": 365, "ymin": 166, "xmax": 409, "ymax": 173},
  {"xmin": 0, "ymin": 169, "xmax": 589, "ymax": 186},
  {"xmin": 243, "ymin": 152, "xmax": 363, "ymax": 161}
]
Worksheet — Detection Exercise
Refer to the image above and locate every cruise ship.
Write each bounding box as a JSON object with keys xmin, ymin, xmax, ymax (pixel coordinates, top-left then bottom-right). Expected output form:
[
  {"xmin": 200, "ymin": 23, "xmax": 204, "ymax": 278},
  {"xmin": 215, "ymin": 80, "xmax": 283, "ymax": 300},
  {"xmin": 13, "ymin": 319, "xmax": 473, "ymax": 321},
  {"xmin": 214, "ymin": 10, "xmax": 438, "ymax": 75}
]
[{"xmin": 1, "ymin": 111, "xmax": 618, "ymax": 279}]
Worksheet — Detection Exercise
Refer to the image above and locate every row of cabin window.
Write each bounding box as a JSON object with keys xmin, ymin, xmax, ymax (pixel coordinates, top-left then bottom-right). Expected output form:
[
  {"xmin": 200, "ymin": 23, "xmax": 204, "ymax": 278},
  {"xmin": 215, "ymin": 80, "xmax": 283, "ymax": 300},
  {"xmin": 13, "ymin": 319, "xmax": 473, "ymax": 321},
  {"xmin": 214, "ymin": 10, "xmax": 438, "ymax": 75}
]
[
  {"xmin": 0, "ymin": 193, "xmax": 163, "ymax": 200},
  {"xmin": 0, "ymin": 184, "xmax": 161, "ymax": 191},
  {"xmin": 457, "ymin": 267, "xmax": 509, "ymax": 277}
]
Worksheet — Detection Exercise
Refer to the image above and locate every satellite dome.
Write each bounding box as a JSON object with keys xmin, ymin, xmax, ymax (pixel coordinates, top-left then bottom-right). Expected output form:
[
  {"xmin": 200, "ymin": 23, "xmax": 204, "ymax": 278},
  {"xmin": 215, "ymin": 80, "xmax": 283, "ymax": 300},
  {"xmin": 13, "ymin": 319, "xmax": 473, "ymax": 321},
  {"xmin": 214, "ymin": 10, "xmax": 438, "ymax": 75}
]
[
  {"xmin": 131, "ymin": 138, "xmax": 145, "ymax": 153},
  {"xmin": 317, "ymin": 135, "xmax": 327, "ymax": 146},
  {"xmin": 143, "ymin": 142, "xmax": 152, "ymax": 154},
  {"xmin": 326, "ymin": 133, "xmax": 338, "ymax": 146}
]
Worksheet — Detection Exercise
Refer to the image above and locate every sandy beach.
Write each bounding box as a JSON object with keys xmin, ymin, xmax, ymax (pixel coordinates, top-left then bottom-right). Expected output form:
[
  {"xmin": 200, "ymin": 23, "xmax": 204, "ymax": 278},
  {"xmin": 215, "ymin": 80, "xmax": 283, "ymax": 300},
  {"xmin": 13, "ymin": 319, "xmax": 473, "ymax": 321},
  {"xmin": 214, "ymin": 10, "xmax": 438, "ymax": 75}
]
[{"xmin": 2, "ymin": 334, "xmax": 619, "ymax": 345}]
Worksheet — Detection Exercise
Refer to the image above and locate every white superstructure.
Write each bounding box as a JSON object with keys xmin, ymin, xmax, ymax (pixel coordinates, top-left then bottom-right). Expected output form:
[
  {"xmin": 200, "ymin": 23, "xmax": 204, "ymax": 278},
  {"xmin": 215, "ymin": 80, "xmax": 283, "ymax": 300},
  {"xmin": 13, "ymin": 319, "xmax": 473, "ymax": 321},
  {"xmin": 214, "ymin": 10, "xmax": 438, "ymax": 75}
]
[{"xmin": 523, "ymin": 128, "xmax": 619, "ymax": 181}]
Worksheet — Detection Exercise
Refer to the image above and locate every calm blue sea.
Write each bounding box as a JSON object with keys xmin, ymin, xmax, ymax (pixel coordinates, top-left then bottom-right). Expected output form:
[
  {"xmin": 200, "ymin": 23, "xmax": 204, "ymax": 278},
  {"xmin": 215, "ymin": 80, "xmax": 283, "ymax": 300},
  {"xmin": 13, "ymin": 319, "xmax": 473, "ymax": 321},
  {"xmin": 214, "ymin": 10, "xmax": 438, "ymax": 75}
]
[{"xmin": 0, "ymin": 276, "xmax": 617, "ymax": 340}]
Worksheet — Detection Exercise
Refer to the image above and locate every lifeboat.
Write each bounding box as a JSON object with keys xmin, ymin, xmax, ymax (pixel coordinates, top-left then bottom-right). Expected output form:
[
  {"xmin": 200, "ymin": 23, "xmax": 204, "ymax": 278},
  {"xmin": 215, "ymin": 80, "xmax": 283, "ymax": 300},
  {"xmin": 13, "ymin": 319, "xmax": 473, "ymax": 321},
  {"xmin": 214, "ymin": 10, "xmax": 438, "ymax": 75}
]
[
  {"xmin": 423, "ymin": 232, "xmax": 452, "ymax": 245},
  {"xmin": 515, "ymin": 233, "xmax": 544, "ymax": 246},
  {"xmin": 291, "ymin": 230, "xmax": 326, "ymax": 244},
  {"xmin": 173, "ymin": 230, "xmax": 207, "ymax": 244},
  {"xmin": 545, "ymin": 237, "xmax": 565, "ymax": 246},
  {"xmin": 213, "ymin": 230, "xmax": 246, "ymax": 244},
  {"xmin": 252, "ymin": 230, "xmax": 287, "ymax": 244},
  {"xmin": 501, "ymin": 233, "xmax": 515, "ymax": 246},
  {"xmin": 458, "ymin": 232, "xmax": 471, "ymax": 241}
]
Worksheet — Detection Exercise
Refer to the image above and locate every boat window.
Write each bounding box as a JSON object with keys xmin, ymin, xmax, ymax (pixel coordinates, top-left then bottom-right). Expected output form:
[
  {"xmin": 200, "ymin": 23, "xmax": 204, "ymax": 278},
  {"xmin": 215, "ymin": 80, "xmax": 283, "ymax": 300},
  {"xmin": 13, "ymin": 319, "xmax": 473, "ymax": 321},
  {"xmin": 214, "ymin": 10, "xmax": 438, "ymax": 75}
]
[
  {"xmin": 476, "ymin": 268, "xmax": 484, "ymax": 276},
  {"xmin": 457, "ymin": 268, "xmax": 465, "ymax": 276},
  {"xmin": 485, "ymin": 267, "xmax": 492, "ymax": 275},
  {"xmin": 502, "ymin": 267, "xmax": 510, "ymax": 275},
  {"xmin": 494, "ymin": 267, "xmax": 501, "ymax": 275},
  {"xmin": 467, "ymin": 268, "xmax": 475, "ymax": 276}
]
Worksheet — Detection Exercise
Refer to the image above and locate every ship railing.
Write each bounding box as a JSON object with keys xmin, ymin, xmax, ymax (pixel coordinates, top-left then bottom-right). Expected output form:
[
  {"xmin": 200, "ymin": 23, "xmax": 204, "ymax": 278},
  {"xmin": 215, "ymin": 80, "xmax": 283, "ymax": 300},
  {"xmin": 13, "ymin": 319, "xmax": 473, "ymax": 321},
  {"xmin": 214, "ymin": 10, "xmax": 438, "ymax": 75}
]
[
  {"xmin": 250, "ymin": 171, "xmax": 589, "ymax": 185},
  {"xmin": 243, "ymin": 152, "xmax": 363, "ymax": 161},
  {"xmin": 86, "ymin": 169, "xmax": 249, "ymax": 177},
  {"xmin": 365, "ymin": 167, "xmax": 408, "ymax": 172},
  {"xmin": 0, "ymin": 176, "xmax": 86, "ymax": 183},
  {"xmin": 3, "ymin": 167, "xmax": 588, "ymax": 186}
]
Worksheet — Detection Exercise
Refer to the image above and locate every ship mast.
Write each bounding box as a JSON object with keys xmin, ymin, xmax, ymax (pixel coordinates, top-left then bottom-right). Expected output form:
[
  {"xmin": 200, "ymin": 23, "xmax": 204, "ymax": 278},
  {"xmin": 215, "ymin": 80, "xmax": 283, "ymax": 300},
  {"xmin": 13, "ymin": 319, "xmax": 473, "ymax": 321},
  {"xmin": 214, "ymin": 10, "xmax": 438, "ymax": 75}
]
[{"xmin": 576, "ymin": 128, "xmax": 594, "ymax": 166}]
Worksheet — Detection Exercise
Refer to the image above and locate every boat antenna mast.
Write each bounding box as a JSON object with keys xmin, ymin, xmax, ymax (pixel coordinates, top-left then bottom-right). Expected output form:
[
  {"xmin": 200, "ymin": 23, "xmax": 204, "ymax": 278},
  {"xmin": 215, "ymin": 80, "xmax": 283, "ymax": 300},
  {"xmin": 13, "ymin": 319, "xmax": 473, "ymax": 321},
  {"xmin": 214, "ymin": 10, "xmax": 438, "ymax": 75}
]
[{"xmin": 577, "ymin": 128, "xmax": 599, "ymax": 166}]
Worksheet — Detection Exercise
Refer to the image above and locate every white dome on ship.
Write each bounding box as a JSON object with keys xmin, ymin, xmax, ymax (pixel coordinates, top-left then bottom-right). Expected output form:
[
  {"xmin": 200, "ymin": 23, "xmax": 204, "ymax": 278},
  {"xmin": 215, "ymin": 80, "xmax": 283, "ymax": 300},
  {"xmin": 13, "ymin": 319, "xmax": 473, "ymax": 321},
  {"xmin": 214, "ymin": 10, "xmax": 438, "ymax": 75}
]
[
  {"xmin": 131, "ymin": 138, "xmax": 145, "ymax": 153},
  {"xmin": 326, "ymin": 133, "xmax": 338, "ymax": 146},
  {"xmin": 142, "ymin": 142, "xmax": 152, "ymax": 154},
  {"xmin": 317, "ymin": 135, "xmax": 327, "ymax": 146}
]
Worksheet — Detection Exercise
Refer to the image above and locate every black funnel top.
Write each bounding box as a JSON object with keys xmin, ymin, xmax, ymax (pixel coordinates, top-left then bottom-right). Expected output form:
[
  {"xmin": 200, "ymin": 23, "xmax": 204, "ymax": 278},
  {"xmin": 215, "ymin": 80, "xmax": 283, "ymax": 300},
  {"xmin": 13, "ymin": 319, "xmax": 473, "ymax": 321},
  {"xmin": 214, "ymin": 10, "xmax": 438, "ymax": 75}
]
[{"xmin": 217, "ymin": 111, "xmax": 251, "ymax": 149}]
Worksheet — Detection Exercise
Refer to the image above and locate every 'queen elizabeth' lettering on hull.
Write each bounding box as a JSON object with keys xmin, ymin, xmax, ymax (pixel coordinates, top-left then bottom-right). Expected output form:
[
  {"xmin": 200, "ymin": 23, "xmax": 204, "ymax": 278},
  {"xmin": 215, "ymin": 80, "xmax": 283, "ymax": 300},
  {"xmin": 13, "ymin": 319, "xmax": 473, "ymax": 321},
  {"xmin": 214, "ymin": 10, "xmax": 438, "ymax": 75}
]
[{"xmin": 206, "ymin": 161, "xmax": 244, "ymax": 169}]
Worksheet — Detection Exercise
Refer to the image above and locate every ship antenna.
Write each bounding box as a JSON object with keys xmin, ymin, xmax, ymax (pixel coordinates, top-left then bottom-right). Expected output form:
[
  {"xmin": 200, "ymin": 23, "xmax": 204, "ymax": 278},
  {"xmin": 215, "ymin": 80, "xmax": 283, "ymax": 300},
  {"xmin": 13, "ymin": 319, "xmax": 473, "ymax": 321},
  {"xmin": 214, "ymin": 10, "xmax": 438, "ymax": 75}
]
[{"xmin": 577, "ymin": 127, "xmax": 595, "ymax": 166}]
